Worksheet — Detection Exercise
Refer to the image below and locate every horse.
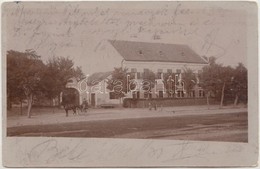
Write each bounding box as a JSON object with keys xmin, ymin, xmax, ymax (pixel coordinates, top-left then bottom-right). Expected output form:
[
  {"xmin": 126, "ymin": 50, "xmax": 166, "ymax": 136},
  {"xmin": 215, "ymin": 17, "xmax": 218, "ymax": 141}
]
[
  {"xmin": 61, "ymin": 101, "xmax": 81, "ymax": 116},
  {"xmin": 62, "ymin": 103, "xmax": 88, "ymax": 117},
  {"xmin": 62, "ymin": 103, "xmax": 78, "ymax": 117}
]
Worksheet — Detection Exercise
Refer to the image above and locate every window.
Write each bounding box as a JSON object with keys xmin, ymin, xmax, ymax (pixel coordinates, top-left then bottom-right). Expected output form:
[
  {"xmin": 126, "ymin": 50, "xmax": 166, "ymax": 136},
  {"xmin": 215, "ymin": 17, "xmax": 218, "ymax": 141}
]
[
  {"xmin": 167, "ymin": 69, "xmax": 172, "ymax": 74},
  {"xmin": 149, "ymin": 93, "xmax": 152, "ymax": 98},
  {"xmin": 129, "ymin": 72, "xmax": 135, "ymax": 79},
  {"xmin": 192, "ymin": 90, "xmax": 195, "ymax": 98},
  {"xmin": 177, "ymin": 91, "xmax": 184, "ymax": 98},
  {"xmin": 157, "ymin": 69, "xmax": 163, "ymax": 79},
  {"xmin": 144, "ymin": 92, "xmax": 148, "ymax": 99},
  {"xmin": 137, "ymin": 91, "xmax": 140, "ymax": 99},
  {"xmin": 137, "ymin": 72, "xmax": 141, "ymax": 79},
  {"xmin": 199, "ymin": 90, "xmax": 205, "ymax": 97},
  {"xmin": 174, "ymin": 73, "xmax": 178, "ymax": 82},
  {"xmin": 163, "ymin": 73, "xmax": 167, "ymax": 79},
  {"xmin": 131, "ymin": 68, "xmax": 137, "ymax": 73},
  {"xmin": 144, "ymin": 92, "xmax": 152, "ymax": 99},
  {"xmin": 157, "ymin": 72, "xmax": 162, "ymax": 79},
  {"xmin": 109, "ymin": 92, "xmax": 120, "ymax": 99},
  {"xmin": 132, "ymin": 91, "xmax": 140, "ymax": 99},
  {"xmin": 176, "ymin": 69, "xmax": 181, "ymax": 73},
  {"xmin": 158, "ymin": 91, "xmax": 164, "ymax": 98},
  {"xmin": 143, "ymin": 69, "xmax": 149, "ymax": 78}
]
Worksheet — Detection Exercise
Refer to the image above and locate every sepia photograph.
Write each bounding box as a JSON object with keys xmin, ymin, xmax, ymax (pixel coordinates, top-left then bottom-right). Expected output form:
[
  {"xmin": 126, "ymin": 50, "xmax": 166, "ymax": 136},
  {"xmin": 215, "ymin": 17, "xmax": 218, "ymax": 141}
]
[{"xmin": 1, "ymin": 1, "xmax": 258, "ymax": 167}]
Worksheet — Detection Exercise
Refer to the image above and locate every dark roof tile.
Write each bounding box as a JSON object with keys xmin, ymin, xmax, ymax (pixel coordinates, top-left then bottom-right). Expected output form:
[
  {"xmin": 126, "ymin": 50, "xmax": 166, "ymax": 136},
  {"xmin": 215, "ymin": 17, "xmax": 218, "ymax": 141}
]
[{"xmin": 109, "ymin": 40, "xmax": 208, "ymax": 64}]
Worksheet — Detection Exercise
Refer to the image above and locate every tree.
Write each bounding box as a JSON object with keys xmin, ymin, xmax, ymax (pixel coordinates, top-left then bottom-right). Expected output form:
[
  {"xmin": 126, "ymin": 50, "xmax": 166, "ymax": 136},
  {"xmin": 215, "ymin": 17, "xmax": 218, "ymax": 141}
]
[
  {"xmin": 106, "ymin": 67, "xmax": 136, "ymax": 99},
  {"xmin": 219, "ymin": 66, "xmax": 234, "ymax": 107},
  {"xmin": 7, "ymin": 50, "xmax": 85, "ymax": 117},
  {"xmin": 182, "ymin": 68, "xmax": 197, "ymax": 97},
  {"xmin": 7, "ymin": 51, "xmax": 26, "ymax": 113},
  {"xmin": 199, "ymin": 56, "xmax": 224, "ymax": 106},
  {"xmin": 231, "ymin": 63, "xmax": 248, "ymax": 106},
  {"xmin": 163, "ymin": 72, "xmax": 175, "ymax": 98},
  {"xmin": 142, "ymin": 69, "xmax": 156, "ymax": 96},
  {"xmin": 7, "ymin": 49, "xmax": 46, "ymax": 118},
  {"xmin": 42, "ymin": 56, "xmax": 85, "ymax": 106},
  {"xmin": 199, "ymin": 56, "xmax": 235, "ymax": 107}
]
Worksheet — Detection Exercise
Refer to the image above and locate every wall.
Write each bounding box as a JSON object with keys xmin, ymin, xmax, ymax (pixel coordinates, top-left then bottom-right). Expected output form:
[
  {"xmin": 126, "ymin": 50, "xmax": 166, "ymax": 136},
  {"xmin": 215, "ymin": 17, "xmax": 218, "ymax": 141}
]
[
  {"xmin": 123, "ymin": 98, "xmax": 217, "ymax": 108},
  {"xmin": 123, "ymin": 60, "xmax": 206, "ymax": 74},
  {"xmin": 89, "ymin": 80, "xmax": 121, "ymax": 107}
]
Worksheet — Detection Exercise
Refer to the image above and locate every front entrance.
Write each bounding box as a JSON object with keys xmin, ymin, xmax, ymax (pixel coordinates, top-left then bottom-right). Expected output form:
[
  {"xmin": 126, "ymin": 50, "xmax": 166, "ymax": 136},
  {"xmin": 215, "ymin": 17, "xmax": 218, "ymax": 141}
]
[
  {"xmin": 159, "ymin": 91, "xmax": 164, "ymax": 98},
  {"xmin": 62, "ymin": 88, "xmax": 80, "ymax": 105},
  {"xmin": 91, "ymin": 93, "xmax": 96, "ymax": 106}
]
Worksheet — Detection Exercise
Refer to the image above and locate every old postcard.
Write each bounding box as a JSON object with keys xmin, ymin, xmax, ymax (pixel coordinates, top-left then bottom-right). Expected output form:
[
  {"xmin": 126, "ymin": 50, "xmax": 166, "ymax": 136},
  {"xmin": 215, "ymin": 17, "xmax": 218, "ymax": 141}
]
[{"xmin": 1, "ymin": 1, "xmax": 258, "ymax": 167}]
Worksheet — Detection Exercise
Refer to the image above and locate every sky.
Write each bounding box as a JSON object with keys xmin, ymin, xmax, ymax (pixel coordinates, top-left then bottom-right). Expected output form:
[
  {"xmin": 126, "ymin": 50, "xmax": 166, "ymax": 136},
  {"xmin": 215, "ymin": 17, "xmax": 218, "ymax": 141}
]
[{"xmin": 2, "ymin": 1, "xmax": 251, "ymax": 75}]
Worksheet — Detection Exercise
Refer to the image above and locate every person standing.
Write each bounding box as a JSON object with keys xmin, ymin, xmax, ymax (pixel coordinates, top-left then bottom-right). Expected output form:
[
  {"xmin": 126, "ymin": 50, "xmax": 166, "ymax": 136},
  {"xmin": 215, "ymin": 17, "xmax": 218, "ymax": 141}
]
[{"xmin": 82, "ymin": 98, "xmax": 88, "ymax": 112}]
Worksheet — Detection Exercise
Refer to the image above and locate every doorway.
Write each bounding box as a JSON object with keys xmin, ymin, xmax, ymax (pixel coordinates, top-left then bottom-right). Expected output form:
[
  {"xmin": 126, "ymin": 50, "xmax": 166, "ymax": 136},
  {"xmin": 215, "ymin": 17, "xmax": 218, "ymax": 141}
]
[
  {"xmin": 62, "ymin": 88, "xmax": 80, "ymax": 105},
  {"xmin": 91, "ymin": 93, "xmax": 96, "ymax": 107}
]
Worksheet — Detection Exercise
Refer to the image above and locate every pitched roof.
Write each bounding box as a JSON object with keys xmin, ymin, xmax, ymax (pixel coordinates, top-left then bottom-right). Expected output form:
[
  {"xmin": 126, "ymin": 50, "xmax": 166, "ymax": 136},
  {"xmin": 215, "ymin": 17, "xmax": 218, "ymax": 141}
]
[
  {"xmin": 87, "ymin": 71, "xmax": 112, "ymax": 86},
  {"xmin": 109, "ymin": 40, "xmax": 208, "ymax": 64}
]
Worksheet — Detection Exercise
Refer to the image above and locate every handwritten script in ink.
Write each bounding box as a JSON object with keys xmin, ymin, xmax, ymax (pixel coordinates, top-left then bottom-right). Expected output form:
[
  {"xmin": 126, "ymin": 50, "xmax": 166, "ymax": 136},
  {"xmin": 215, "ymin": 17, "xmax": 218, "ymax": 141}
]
[
  {"xmin": 3, "ymin": 2, "xmax": 245, "ymax": 59},
  {"xmin": 21, "ymin": 138, "xmax": 243, "ymax": 165}
]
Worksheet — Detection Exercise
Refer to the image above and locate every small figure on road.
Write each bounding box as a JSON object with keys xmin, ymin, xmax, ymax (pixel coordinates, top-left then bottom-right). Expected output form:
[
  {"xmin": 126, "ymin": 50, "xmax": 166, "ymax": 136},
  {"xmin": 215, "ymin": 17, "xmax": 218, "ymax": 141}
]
[
  {"xmin": 82, "ymin": 98, "xmax": 88, "ymax": 112},
  {"xmin": 149, "ymin": 100, "xmax": 157, "ymax": 111},
  {"xmin": 149, "ymin": 102, "xmax": 152, "ymax": 110},
  {"xmin": 153, "ymin": 100, "xmax": 157, "ymax": 110}
]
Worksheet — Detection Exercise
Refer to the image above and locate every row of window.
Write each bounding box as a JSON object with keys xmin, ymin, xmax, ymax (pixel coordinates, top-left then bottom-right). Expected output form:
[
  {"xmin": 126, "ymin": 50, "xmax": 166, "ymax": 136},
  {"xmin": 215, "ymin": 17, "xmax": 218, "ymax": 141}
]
[
  {"xmin": 129, "ymin": 72, "xmax": 181, "ymax": 79},
  {"xmin": 130, "ymin": 68, "xmax": 202, "ymax": 80},
  {"xmin": 131, "ymin": 68, "xmax": 203, "ymax": 74},
  {"xmin": 109, "ymin": 90, "xmax": 205, "ymax": 99},
  {"xmin": 131, "ymin": 68, "xmax": 182, "ymax": 74}
]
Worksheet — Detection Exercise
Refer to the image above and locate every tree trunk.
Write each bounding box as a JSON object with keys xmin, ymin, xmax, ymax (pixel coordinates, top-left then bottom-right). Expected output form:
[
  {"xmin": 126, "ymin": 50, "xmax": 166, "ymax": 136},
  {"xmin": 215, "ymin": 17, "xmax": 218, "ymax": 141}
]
[
  {"xmin": 52, "ymin": 98, "xmax": 56, "ymax": 113},
  {"xmin": 234, "ymin": 94, "xmax": 239, "ymax": 107},
  {"xmin": 27, "ymin": 94, "xmax": 33, "ymax": 118},
  {"xmin": 220, "ymin": 82, "xmax": 226, "ymax": 108},
  {"xmin": 50, "ymin": 99, "xmax": 53, "ymax": 106},
  {"xmin": 206, "ymin": 91, "xmax": 210, "ymax": 109},
  {"xmin": 7, "ymin": 93, "xmax": 12, "ymax": 110},
  {"xmin": 20, "ymin": 98, "xmax": 23, "ymax": 115},
  {"xmin": 58, "ymin": 95, "xmax": 61, "ymax": 106}
]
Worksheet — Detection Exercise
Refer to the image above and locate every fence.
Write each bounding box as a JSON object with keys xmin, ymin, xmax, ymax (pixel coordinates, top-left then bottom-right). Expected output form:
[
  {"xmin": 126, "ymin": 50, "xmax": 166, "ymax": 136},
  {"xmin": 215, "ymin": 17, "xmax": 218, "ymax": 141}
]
[{"xmin": 123, "ymin": 97, "xmax": 218, "ymax": 108}]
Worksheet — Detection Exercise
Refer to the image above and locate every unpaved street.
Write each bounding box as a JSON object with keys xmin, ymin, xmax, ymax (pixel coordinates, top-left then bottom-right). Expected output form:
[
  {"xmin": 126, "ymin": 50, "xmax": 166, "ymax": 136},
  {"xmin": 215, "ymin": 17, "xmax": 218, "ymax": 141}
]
[{"xmin": 7, "ymin": 107, "xmax": 247, "ymax": 142}]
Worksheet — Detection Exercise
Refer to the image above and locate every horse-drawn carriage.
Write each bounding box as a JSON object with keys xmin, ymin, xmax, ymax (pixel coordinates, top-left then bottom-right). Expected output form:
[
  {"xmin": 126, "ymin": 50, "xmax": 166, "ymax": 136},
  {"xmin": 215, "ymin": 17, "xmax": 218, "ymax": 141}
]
[{"xmin": 61, "ymin": 88, "xmax": 88, "ymax": 117}]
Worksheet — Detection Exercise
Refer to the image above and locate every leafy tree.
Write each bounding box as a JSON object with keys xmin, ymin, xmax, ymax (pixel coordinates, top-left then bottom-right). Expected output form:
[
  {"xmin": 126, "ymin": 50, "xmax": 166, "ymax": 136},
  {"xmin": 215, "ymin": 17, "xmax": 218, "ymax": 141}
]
[
  {"xmin": 7, "ymin": 50, "xmax": 46, "ymax": 118},
  {"xmin": 231, "ymin": 63, "xmax": 248, "ymax": 106},
  {"xmin": 163, "ymin": 72, "xmax": 175, "ymax": 98},
  {"xmin": 142, "ymin": 69, "xmax": 156, "ymax": 95},
  {"xmin": 200, "ymin": 56, "xmax": 236, "ymax": 107},
  {"xmin": 219, "ymin": 66, "xmax": 234, "ymax": 107},
  {"xmin": 199, "ymin": 57, "xmax": 225, "ymax": 106},
  {"xmin": 7, "ymin": 51, "xmax": 85, "ymax": 117},
  {"xmin": 182, "ymin": 68, "xmax": 197, "ymax": 97},
  {"xmin": 7, "ymin": 51, "xmax": 26, "ymax": 113},
  {"xmin": 42, "ymin": 56, "xmax": 85, "ymax": 106},
  {"xmin": 106, "ymin": 67, "xmax": 136, "ymax": 99}
]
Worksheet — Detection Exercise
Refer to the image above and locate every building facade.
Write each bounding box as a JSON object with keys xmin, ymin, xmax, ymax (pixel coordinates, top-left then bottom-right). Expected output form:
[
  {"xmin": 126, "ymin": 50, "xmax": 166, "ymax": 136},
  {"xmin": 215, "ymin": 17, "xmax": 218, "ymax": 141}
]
[
  {"xmin": 64, "ymin": 40, "xmax": 208, "ymax": 107},
  {"xmin": 110, "ymin": 40, "xmax": 208, "ymax": 100}
]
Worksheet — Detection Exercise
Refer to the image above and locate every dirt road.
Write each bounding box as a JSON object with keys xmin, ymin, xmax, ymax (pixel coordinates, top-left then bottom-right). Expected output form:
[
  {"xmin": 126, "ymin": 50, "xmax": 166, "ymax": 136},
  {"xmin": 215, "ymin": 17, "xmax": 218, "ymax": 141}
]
[{"xmin": 7, "ymin": 111, "xmax": 247, "ymax": 142}]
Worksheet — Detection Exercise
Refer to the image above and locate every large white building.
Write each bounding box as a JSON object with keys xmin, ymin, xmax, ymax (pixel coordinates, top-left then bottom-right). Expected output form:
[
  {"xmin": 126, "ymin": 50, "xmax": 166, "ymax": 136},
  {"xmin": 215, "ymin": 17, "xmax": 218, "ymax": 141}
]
[
  {"xmin": 65, "ymin": 40, "xmax": 208, "ymax": 107},
  {"xmin": 110, "ymin": 40, "xmax": 208, "ymax": 99}
]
